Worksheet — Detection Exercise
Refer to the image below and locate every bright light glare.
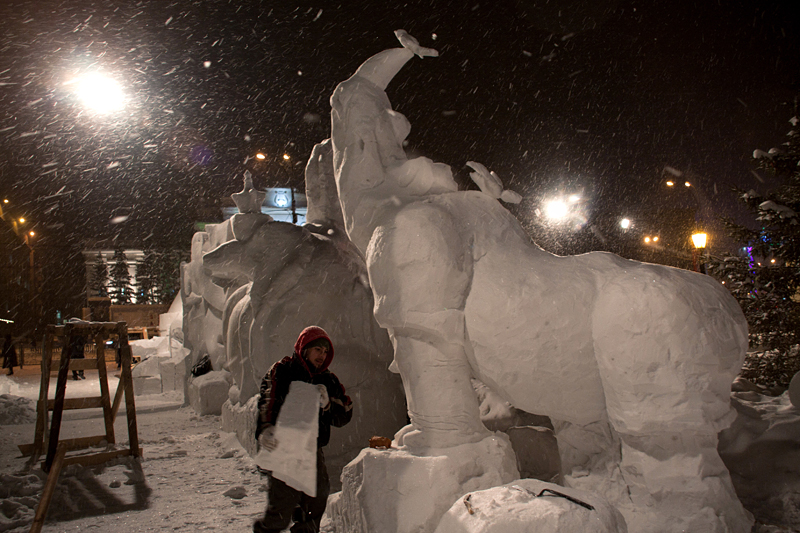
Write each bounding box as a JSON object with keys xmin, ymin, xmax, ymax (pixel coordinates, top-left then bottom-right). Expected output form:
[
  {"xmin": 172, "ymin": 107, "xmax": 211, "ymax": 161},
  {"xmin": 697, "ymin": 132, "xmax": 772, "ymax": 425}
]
[
  {"xmin": 644, "ymin": 236, "xmax": 651, "ymax": 243},
  {"xmin": 684, "ymin": 181, "xmax": 691, "ymax": 187},
  {"xmin": 666, "ymin": 181, "xmax": 674, "ymax": 187},
  {"xmin": 255, "ymin": 153, "xmax": 266, "ymax": 160},
  {"xmin": 691, "ymin": 232, "xmax": 707, "ymax": 249},
  {"xmin": 283, "ymin": 153, "xmax": 291, "ymax": 161},
  {"xmin": 544, "ymin": 199, "xmax": 569, "ymax": 220},
  {"xmin": 620, "ymin": 218, "xmax": 631, "ymax": 229},
  {"xmin": 68, "ymin": 74, "xmax": 125, "ymax": 113},
  {"xmin": 568, "ymin": 194, "xmax": 581, "ymax": 203}
]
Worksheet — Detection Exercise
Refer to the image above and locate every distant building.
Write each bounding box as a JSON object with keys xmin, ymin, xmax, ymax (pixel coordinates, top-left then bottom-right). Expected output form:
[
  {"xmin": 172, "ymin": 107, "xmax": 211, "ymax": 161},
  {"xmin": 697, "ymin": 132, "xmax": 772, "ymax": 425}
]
[
  {"xmin": 220, "ymin": 187, "xmax": 307, "ymax": 224},
  {"xmin": 82, "ymin": 188, "xmax": 308, "ymax": 304}
]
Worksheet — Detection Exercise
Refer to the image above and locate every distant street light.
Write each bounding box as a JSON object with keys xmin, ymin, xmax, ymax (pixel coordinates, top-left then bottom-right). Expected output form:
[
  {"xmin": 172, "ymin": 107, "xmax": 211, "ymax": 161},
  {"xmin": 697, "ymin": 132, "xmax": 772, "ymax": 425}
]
[
  {"xmin": 255, "ymin": 152, "xmax": 266, "ymax": 160},
  {"xmin": 620, "ymin": 218, "xmax": 631, "ymax": 229}
]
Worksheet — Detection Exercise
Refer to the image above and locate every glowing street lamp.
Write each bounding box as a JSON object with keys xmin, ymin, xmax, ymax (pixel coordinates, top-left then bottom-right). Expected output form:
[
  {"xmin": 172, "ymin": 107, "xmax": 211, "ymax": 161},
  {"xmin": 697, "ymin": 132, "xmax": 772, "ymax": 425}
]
[
  {"xmin": 691, "ymin": 232, "xmax": 707, "ymax": 272},
  {"xmin": 691, "ymin": 232, "xmax": 707, "ymax": 249},
  {"xmin": 255, "ymin": 152, "xmax": 266, "ymax": 160},
  {"xmin": 620, "ymin": 218, "xmax": 631, "ymax": 230},
  {"xmin": 65, "ymin": 73, "xmax": 126, "ymax": 113}
]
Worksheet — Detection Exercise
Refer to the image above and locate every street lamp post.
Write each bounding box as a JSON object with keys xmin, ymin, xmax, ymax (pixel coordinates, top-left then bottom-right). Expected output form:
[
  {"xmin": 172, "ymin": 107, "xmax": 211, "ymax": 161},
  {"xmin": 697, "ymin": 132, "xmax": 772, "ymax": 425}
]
[{"xmin": 691, "ymin": 232, "xmax": 707, "ymax": 273}]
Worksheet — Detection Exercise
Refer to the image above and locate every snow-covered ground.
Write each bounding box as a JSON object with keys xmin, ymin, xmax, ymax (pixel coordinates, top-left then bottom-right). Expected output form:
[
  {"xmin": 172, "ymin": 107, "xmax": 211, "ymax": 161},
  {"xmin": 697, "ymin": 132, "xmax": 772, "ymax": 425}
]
[
  {"xmin": 0, "ymin": 368, "xmax": 269, "ymax": 532},
  {"xmin": 1, "ymin": 368, "xmax": 799, "ymax": 532}
]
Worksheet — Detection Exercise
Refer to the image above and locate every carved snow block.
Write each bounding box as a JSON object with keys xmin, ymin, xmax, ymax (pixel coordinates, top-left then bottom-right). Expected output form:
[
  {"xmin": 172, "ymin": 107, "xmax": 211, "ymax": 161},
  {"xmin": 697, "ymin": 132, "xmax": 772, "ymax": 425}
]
[
  {"xmin": 434, "ymin": 479, "xmax": 627, "ymax": 533},
  {"xmin": 133, "ymin": 375, "xmax": 162, "ymax": 396},
  {"xmin": 329, "ymin": 434, "xmax": 518, "ymax": 533},
  {"xmin": 188, "ymin": 370, "xmax": 231, "ymax": 415}
]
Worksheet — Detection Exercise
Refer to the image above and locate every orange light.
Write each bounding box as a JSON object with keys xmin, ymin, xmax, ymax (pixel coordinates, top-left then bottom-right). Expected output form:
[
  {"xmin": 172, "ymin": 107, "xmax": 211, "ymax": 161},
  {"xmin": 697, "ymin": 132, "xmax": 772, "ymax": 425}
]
[
  {"xmin": 684, "ymin": 181, "xmax": 691, "ymax": 187},
  {"xmin": 255, "ymin": 153, "xmax": 266, "ymax": 160},
  {"xmin": 18, "ymin": 217, "xmax": 25, "ymax": 224},
  {"xmin": 653, "ymin": 236, "xmax": 659, "ymax": 242},
  {"xmin": 2, "ymin": 199, "xmax": 8, "ymax": 204},
  {"xmin": 282, "ymin": 153, "xmax": 291, "ymax": 161},
  {"xmin": 691, "ymin": 232, "xmax": 707, "ymax": 249},
  {"xmin": 29, "ymin": 231, "xmax": 35, "ymax": 237},
  {"xmin": 644, "ymin": 237, "xmax": 651, "ymax": 243},
  {"xmin": 665, "ymin": 181, "xmax": 674, "ymax": 187}
]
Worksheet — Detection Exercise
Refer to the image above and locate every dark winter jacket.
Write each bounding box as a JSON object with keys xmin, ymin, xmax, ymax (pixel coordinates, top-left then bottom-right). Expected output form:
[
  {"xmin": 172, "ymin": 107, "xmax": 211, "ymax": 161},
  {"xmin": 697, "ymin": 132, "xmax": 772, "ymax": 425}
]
[
  {"xmin": 256, "ymin": 326, "xmax": 353, "ymax": 449},
  {"xmin": 2, "ymin": 337, "xmax": 17, "ymax": 369}
]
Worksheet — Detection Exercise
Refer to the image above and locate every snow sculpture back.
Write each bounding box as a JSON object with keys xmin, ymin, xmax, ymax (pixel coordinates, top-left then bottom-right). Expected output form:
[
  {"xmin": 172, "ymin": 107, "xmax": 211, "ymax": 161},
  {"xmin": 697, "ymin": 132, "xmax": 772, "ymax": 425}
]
[{"xmin": 329, "ymin": 33, "xmax": 753, "ymax": 533}]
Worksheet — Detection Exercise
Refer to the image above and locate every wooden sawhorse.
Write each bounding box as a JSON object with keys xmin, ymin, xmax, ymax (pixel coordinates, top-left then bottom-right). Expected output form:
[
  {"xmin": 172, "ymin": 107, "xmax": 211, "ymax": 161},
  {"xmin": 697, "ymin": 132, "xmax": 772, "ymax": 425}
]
[{"xmin": 18, "ymin": 321, "xmax": 141, "ymax": 533}]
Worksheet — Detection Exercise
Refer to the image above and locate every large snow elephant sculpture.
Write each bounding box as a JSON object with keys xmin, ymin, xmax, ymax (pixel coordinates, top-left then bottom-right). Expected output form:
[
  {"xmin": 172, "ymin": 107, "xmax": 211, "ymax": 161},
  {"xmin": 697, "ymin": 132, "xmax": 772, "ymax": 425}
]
[{"xmin": 329, "ymin": 36, "xmax": 752, "ymax": 533}]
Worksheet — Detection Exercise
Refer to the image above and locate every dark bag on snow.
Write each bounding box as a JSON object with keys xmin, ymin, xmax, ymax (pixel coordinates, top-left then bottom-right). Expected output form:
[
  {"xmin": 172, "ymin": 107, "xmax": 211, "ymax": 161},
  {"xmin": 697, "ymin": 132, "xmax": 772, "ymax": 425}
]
[{"xmin": 191, "ymin": 354, "xmax": 212, "ymax": 377}]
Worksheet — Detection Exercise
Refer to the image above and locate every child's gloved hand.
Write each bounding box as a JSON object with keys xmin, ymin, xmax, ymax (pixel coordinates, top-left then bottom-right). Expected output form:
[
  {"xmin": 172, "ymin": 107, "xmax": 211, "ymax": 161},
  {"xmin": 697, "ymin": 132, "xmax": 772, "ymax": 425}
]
[{"xmin": 317, "ymin": 384, "xmax": 330, "ymax": 409}]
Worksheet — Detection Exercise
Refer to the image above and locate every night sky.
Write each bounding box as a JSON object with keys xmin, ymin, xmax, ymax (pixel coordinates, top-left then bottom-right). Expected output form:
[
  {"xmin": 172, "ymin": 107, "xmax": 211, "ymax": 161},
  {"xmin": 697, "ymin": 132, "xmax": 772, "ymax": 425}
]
[{"xmin": 1, "ymin": 0, "xmax": 798, "ymax": 253}]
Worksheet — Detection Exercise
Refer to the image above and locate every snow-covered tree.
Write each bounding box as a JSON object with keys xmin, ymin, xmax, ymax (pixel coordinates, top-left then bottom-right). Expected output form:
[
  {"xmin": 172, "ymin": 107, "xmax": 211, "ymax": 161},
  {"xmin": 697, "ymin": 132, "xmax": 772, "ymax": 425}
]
[
  {"xmin": 147, "ymin": 249, "xmax": 186, "ymax": 304},
  {"xmin": 710, "ymin": 109, "xmax": 800, "ymax": 387},
  {"xmin": 90, "ymin": 252, "xmax": 109, "ymax": 297},
  {"xmin": 109, "ymin": 248, "xmax": 133, "ymax": 305}
]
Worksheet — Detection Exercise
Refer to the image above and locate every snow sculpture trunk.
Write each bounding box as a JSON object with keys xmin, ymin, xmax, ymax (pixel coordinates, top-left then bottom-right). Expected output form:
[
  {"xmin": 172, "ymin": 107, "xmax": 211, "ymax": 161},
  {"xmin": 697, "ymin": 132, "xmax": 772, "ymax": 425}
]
[{"xmin": 329, "ymin": 38, "xmax": 753, "ymax": 533}]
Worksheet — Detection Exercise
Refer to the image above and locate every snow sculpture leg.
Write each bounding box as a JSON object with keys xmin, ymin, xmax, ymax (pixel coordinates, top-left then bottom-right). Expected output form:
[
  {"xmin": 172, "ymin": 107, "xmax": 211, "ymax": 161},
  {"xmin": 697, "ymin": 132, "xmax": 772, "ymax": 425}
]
[
  {"xmin": 588, "ymin": 263, "xmax": 753, "ymax": 532},
  {"xmin": 391, "ymin": 334, "xmax": 488, "ymax": 448},
  {"xmin": 367, "ymin": 202, "xmax": 489, "ymax": 448}
]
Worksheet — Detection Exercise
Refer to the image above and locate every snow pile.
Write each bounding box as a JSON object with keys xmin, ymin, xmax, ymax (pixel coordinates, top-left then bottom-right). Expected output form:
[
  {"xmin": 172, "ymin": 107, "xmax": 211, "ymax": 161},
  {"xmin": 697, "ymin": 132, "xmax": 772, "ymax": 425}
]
[
  {"xmin": 434, "ymin": 479, "xmax": 627, "ymax": 533},
  {"xmin": 0, "ymin": 375, "xmax": 22, "ymax": 396},
  {"xmin": 0, "ymin": 394, "xmax": 36, "ymax": 425},
  {"xmin": 720, "ymin": 390, "xmax": 800, "ymax": 530},
  {"xmin": 0, "ymin": 472, "xmax": 42, "ymax": 531},
  {"xmin": 327, "ymin": 433, "xmax": 518, "ymax": 533}
]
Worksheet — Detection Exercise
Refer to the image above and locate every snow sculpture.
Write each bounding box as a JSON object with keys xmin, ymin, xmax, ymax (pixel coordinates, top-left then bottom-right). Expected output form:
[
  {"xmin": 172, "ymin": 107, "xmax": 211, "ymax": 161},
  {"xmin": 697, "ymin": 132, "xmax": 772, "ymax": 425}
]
[
  {"xmin": 181, "ymin": 212, "xmax": 235, "ymax": 373},
  {"xmin": 329, "ymin": 32, "xmax": 752, "ymax": 532},
  {"xmin": 184, "ymin": 159, "xmax": 406, "ymax": 475}
]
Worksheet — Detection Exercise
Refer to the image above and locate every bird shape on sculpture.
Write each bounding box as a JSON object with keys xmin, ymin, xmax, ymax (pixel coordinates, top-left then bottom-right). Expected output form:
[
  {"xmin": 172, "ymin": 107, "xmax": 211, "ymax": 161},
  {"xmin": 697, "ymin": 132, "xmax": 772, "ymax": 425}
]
[
  {"xmin": 394, "ymin": 30, "xmax": 438, "ymax": 58},
  {"xmin": 466, "ymin": 161, "xmax": 523, "ymax": 204},
  {"xmin": 232, "ymin": 170, "xmax": 267, "ymax": 214}
]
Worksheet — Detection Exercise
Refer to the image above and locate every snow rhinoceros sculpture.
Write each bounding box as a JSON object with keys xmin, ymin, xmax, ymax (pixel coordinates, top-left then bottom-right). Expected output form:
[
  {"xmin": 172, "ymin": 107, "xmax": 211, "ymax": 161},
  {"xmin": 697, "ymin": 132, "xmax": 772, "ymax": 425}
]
[{"xmin": 328, "ymin": 34, "xmax": 752, "ymax": 533}]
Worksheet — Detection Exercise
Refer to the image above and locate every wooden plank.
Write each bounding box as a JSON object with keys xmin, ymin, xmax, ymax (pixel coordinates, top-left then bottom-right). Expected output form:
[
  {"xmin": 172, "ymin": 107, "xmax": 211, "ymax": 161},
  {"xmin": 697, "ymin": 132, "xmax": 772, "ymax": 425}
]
[
  {"xmin": 60, "ymin": 447, "xmax": 143, "ymax": 468},
  {"xmin": 44, "ymin": 397, "xmax": 104, "ymax": 410},
  {"xmin": 111, "ymin": 374, "xmax": 125, "ymax": 421},
  {"xmin": 29, "ymin": 444, "xmax": 66, "ymax": 533},
  {"xmin": 32, "ymin": 334, "xmax": 53, "ymax": 459},
  {"xmin": 44, "ymin": 326, "xmax": 73, "ymax": 473},
  {"xmin": 118, "ymin": 325, "xmax": 141, "ymax": 457},
  {"xmin": 20, "ymin": 435, "xmax": 110, "ymax": 456},
  {"xmin": 95, "ymin": 331, "xmax": 116, "ymax": 445}
]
